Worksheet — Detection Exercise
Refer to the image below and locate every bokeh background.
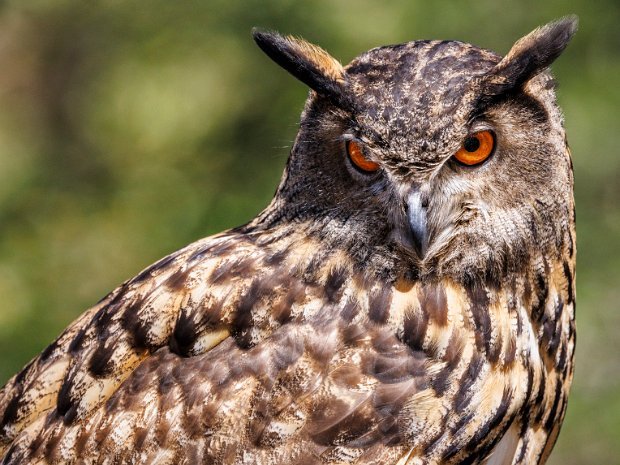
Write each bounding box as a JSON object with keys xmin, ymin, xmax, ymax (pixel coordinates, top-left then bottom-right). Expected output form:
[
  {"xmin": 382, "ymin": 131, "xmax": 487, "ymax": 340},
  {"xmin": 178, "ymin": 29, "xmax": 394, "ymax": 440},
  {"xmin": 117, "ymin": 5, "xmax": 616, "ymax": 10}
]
[{"xmin": 0, "ymin": 1, "xmax": 617, "ymax": 463}]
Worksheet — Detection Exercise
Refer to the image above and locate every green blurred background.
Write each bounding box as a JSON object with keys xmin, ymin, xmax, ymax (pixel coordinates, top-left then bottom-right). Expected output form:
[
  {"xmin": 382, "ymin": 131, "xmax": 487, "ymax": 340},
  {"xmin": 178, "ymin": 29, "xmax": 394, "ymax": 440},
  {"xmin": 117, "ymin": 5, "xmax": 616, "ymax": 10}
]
[{"xmin": 0, "ymin": 1, "xmax": 617, "ymax": 463}]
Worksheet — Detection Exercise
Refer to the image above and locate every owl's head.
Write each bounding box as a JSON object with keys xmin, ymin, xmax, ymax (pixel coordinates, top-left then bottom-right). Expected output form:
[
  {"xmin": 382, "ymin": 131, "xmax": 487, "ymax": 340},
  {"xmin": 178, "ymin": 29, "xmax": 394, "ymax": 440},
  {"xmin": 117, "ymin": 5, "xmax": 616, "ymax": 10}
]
[{"xmin": 252, "ymin": 18, "xmax": 577, "ymax": 284}]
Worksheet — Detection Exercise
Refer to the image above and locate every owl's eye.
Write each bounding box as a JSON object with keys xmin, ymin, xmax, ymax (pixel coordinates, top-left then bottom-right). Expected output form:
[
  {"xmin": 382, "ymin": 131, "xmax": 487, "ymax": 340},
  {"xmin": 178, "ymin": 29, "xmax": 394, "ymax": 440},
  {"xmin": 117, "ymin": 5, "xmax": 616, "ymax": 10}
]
[
  {"xmin": 453, "ymin": 130, "xmax": 495, "ymax": 166},
  {"xmin": 347, "ymin": 140, "xmax": 380, "ymax": 173}
]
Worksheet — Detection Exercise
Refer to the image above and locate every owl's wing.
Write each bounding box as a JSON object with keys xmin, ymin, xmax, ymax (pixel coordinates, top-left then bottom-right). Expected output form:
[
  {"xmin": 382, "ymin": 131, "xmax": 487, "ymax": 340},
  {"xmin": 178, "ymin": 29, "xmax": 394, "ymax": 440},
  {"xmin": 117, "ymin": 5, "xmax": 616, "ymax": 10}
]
[
  {"xmin": 0, "ymin": 231, "xmax": 267, "ymax": 458},
  {"xmin": 2, "ymin": 315, "xmax": 435, "ymax": 464}
]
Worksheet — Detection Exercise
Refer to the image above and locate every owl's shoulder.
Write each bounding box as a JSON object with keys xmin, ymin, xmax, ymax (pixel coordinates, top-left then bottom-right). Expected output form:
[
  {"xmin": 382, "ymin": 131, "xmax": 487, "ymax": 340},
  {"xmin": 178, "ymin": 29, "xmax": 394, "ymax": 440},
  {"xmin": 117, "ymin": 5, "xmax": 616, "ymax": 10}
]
[{"xmin": 0, "ymin": 229, "xmax": 276, "ymax": 453}]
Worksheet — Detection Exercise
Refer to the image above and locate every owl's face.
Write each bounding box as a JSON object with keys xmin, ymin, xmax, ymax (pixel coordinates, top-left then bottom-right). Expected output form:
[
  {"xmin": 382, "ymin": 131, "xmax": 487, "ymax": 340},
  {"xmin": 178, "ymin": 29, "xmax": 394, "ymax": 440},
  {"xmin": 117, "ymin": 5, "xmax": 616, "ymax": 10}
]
[{"xmin": 254, "ymin": 20, "xmax": 576, "ymax": 283}]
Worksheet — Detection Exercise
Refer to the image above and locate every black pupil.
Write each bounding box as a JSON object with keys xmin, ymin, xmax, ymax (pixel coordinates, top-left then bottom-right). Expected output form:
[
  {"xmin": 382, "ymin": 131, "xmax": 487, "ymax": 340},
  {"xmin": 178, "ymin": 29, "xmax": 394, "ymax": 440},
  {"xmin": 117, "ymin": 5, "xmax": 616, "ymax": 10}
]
[{"xmin": 463, "ymin": 136, "xmax": 480, "ymax": 152}]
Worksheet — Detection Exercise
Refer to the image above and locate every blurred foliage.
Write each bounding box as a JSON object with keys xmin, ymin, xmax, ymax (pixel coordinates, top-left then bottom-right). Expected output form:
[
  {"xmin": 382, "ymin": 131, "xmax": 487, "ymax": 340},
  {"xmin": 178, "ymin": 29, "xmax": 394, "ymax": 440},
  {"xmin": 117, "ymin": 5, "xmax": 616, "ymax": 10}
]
[{"xmin": 0, "ymin": 1, "xmax": 617, "ymax": 463}]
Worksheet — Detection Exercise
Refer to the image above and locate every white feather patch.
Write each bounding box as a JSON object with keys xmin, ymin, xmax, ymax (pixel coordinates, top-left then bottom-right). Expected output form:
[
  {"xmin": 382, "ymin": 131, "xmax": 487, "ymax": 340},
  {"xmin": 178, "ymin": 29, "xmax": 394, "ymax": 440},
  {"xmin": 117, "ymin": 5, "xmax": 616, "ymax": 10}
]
[{"xmin": 483, "ymin": 422, "xmax": 520, "ymax": 465}]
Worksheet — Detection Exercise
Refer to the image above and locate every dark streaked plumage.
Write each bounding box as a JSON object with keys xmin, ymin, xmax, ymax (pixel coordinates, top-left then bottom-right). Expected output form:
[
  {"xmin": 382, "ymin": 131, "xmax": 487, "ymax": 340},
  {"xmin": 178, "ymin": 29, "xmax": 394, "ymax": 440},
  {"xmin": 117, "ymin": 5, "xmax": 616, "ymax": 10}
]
[{"xmin": 0, "ymin": 17, "xmax": 577, "ymax": 465}]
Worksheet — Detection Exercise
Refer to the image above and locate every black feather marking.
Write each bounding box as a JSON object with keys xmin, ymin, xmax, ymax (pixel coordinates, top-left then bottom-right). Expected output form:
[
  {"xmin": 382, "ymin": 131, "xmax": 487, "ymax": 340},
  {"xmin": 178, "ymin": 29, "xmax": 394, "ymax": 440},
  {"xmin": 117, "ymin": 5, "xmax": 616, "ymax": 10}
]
[
  {"xmin": 231, "ymin": 279, "xmax": 264, "ymax": 349},
  {"xmin": 68, "ymin": 327, "xmax": 87, "ymax": 353},
  {"xmin": 466, "ymin": 284, "xmax": 492, "ymax": 354},
  {"xmin": 73, "ymin": 429, "xmax": 89, "ymax": 456},
  {"xmin": 444, "ymin": 332, "xmax": 464, "ymax": 369},
  {"xmin": 544, "ymin": 380, "xmax": 564, "ymax": 432},
  {"xmin": 504, "ymin": 336, "xmax": 517, "ymax": 367},
  {"xmin": 166, "ymin": 267, "xmax": 190, "ymax": 291},
  {"xmin": 2, "ymin": 443, "xmax": 19, "ymax": 464},
  {"xmin": 62, "ymin": 404, "xmax": 78, "ymax": 425},
  {"xmin": 324, "ymin": 267, "xmax": 347, "ymax": 303},
  {"xmin": 263, "ymin": 247, "xmax": 289, "ymax": 266},
  {"xmin": 92, "ymin": 306, "xmax": 115, "ymax": 334},
  {"xmin": 368, "ymin": 285, "xmax": 392, "ymax": 324},
  {"xmin": 454, "ymin": 353, "xmax": 485, "ymax": 413},
  {"xmin": 43, "ymin": 432, "xmax": 63, "ymax": 461},
  {"xmin": 209, "ymin": 259, "xmax": 237, "ymax": 284},
  {"xmin": 122, "ymin": 303, "xmax": 154, "ymax": 351},
  {"xmin": 563, "ymin": 260, "xmax": 574, "ymax": 303},
  {"xmin": 40, "ymin": 340, "xmax": 58, "ymax": 362},
  {"xmin": 543, "ymin": 299, "xmax": 563, "ymax": 356},
  {"xmin": 488, "ymin": 331, "xmax": 503, "ymax": 366},
  {"xmin": 401, "ymin": 305, "xmax": 428, "ymax": 353},
  {"xmin": 419, "ymin": 283, "xmax": 448, "ymax": 326},
  {"xmin": 88, "ymin": 344, "xmax": 116, "ymax": 377},
  {"xmin": 441, "ymin": 437, "xmax": 463, "ymax": 461},
  {"xmin": 557, "ymin": 340, "xmax": 568, "ymax": 374},
  {"xmin": 13, "ymin": 359, "xmax": 34, "ymax": 385},
  {"xmin": 134, "ymin": 427, "xmax": 148, "ymax": 450},
  {"xmin": 432, "ymin": 364, "xmax": 452, "ymax": 396},
  {"xmin": 467, "ymin": 387, "xmax": 513, "ymax": 449},
  {"xmin": 533, "ymin": 372, "xmax": 547, "ymax": 424},
  {"xmin": 451, "ymin": 410, "xmax": 476, "ymax": 438},
  {"xmin": 56, "ymin": 376, "xmax": 74, "ymax": 418},
  {"xmin": 170, "ymin": 310, "xmax": 199, "ymax": 357},
  {"xmin": 531, "ymin": 270, "xmax": 549, "ymax": 324},
  {"xmin": 0, "ymin": 394, "xmax": 20, "ymax": 430},
  {"xmin": 273, "ymin": 280, "xmax": 304, "ymax": 324},
  {"xmin": 341, "ymin": 297, "xmax": 361, "ymax": 323}
]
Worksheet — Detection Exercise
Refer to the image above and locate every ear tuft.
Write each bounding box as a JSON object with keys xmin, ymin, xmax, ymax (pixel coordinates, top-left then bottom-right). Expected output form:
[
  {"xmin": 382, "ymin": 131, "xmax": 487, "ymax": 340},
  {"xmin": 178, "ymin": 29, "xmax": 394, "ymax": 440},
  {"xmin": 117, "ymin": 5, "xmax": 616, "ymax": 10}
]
[
  {"xmin": 481, "ymin": 16, "xmax": 578, "ymax": 98},
  {"xmin": 252, "ymin": 28, "xmax": 348, "ymax": 107}
]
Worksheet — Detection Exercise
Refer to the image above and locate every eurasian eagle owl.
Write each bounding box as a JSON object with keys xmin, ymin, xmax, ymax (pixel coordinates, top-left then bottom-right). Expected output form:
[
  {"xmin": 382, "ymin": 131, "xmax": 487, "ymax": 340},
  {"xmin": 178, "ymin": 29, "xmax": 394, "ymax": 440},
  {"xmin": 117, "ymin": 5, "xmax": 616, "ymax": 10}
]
[{"xmin": 0, "ymin": 17, "xmax": 577, "ymax": 465}]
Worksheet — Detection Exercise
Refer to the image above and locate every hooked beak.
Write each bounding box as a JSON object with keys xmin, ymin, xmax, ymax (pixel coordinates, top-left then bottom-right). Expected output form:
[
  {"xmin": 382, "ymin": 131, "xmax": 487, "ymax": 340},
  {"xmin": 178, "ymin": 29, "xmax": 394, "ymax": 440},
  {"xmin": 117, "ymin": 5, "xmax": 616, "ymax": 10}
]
[{"xmin": 406, "ymin": 187, "xmax": 429, "ymax": 258}]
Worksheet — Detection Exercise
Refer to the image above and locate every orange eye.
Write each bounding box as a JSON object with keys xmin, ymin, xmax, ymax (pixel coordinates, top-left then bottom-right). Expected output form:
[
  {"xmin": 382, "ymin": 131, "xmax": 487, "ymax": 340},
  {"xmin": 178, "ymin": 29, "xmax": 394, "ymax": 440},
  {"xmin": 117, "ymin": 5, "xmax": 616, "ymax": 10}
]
[
  {"xmin": 347, "ymin": 140, "xmax": 380, "ymax": 173},
  {"xmin": 453, "ymin": 130, "xmax": 495, "ymax": 166}
]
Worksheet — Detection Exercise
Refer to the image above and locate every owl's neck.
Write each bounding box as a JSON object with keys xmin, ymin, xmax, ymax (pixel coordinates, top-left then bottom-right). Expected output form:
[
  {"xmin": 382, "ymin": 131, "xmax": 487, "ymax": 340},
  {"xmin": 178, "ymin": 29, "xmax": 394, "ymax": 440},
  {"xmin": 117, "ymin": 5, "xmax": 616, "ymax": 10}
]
[
  {"xmin": 242, "ymin": 199, "xmax": 417, "ymax": 284},
  {"xmin": 244, "ymin": 183, "xmax": 576, "ymax": 297}
]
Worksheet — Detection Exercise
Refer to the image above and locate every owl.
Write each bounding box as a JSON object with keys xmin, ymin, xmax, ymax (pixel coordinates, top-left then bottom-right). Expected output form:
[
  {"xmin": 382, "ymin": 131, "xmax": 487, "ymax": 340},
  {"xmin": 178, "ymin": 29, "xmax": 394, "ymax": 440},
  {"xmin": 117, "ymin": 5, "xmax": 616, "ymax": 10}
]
[{"xmin": 0, "ymin": 17, "xmax": 576, "ymax": 465}]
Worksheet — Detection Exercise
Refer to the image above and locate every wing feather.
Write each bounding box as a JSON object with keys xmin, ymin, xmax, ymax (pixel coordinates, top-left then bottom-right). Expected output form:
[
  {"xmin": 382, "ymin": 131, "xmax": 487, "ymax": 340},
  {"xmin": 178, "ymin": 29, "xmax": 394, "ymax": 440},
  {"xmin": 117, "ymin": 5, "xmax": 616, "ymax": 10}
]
[
  {"xmin": 0, "ymin": 231, "xmax": 255, "ymax": 454},
  {"xmin": 3, "ymin": 319, "xmax": 426, "ymax": 464}
]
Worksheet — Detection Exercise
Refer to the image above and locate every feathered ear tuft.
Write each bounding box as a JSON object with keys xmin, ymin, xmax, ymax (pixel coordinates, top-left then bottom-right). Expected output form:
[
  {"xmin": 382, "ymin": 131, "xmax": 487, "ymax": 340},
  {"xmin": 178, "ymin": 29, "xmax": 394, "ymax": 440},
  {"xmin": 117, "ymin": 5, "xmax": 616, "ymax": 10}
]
[
  {"xmin": 252, "ymin": 28, "xmax": 350, "ymax": 108},
  {"xmin": 480, "ymin": 16, "xmax": 578, "ymax": 98}
]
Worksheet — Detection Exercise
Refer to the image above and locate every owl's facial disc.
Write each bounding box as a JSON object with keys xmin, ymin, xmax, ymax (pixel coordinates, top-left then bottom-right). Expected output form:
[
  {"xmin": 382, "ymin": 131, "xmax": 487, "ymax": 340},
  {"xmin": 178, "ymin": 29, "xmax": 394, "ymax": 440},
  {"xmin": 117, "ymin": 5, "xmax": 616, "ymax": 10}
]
[{"xmin": 252, "ymin": 18, "xmax": 578, "ymax": 276}]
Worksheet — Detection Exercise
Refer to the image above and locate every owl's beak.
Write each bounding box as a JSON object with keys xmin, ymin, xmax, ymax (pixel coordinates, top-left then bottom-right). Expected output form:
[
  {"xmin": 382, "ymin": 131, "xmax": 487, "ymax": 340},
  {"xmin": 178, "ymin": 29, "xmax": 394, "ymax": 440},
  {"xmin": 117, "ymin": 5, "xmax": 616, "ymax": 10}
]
[{"xmin": 406, "ymin": 188, "xmax": 429, "ymax": 258}]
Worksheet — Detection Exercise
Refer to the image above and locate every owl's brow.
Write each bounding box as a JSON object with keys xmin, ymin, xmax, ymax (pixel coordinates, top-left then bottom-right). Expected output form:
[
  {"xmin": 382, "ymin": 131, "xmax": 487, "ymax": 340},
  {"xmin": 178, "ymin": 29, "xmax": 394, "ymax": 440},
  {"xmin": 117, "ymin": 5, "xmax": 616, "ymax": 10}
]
[
  {"xmin": 466, "ymin": 106, "xmax": 488, "ymax": 126},
  {"xmin": 349, "ymin": 118, "xmax": 390, "ymax": 148},
  {"xmin": 470, "ymin": 89, "xmax": 550, "ymax": 126}
]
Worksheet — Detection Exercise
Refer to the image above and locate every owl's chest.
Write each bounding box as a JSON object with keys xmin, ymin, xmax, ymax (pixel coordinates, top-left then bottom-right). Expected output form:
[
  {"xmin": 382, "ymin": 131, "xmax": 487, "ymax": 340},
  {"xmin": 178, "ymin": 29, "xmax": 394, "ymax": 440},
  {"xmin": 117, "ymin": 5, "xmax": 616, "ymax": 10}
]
[{"xmin": 372, "ymin": 274, "xmax": 575, "ymax": 420}]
